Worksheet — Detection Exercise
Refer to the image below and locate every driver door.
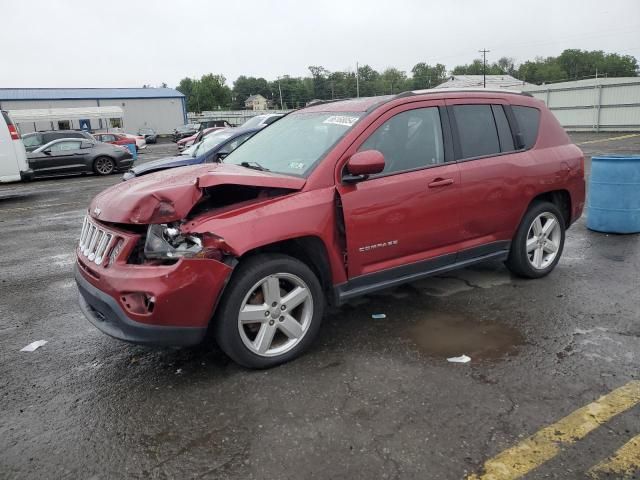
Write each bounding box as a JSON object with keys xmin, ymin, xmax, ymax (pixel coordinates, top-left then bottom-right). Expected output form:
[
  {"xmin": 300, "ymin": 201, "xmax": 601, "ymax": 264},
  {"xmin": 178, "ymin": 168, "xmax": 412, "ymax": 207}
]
[
  {"xmin": 337, "ymin": 102, "xmax": 462, "ymax": 281},
  {"xmin": 40, "ymin": 140, "xmax": 84, "ymax": 173}
]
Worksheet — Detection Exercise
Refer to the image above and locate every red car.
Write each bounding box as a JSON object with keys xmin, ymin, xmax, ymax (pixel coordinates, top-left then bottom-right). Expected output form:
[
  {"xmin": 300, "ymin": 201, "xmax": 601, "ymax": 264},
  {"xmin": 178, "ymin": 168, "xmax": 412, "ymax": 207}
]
[
  {"xmin": 93, "ymin": 133, "xmax": 136, "ymax": 149},
  {"xmin": 177, "ymin": 127, "xmax": 226, "ymax": 150},
  {"xmin": 75, "ymin": 89, "xmax": 585, "ymax": 368}
]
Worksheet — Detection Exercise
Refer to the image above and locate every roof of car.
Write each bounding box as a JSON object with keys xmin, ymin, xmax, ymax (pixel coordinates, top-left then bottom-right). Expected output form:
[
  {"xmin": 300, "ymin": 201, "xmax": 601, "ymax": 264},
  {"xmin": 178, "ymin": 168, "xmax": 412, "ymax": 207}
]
[{"xmin": 300, "ymin": 88, "xmax": 534, "ymax": 113}]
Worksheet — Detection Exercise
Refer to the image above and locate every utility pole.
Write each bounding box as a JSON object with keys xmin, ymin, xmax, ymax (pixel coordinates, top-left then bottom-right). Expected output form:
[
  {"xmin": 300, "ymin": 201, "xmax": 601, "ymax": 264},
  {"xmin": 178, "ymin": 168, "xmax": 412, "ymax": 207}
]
[
  {"xmin": 356, "ymin": 61, "xmax": 360, "ymax": 98},
  {"xmin": 479, "ymin": 49, "xmax": 490, "ymax": 88},
  {"xmin": 277, "ymin": 77, "xmax": 284, "ymax": 110}
]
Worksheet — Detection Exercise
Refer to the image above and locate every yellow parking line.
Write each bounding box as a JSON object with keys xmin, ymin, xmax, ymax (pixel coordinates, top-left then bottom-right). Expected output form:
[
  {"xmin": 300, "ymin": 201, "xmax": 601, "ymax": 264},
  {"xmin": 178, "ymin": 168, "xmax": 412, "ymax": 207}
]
[
  {"xmin": 577, "ymin": 133, "xmax": 640, "ymax": 145},
  {"xmin": 587, "ymin": 433, "xmax": 640, "ymax": 479},
  {"xmin": 467, "ymin": 381, "xmax": 640, "ymax": 480}
]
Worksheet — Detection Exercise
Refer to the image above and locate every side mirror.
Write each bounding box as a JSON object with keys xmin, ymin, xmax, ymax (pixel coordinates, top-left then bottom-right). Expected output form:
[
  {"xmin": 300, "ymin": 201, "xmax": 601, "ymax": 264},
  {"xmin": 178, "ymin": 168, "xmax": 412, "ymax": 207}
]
[
  {"xmin": 43, "ymin": 149, "xmax": 51, "ymax": 155},
  {"xmin": 343, "ymin": 150, "xmax": 385, "ymax": 183}
]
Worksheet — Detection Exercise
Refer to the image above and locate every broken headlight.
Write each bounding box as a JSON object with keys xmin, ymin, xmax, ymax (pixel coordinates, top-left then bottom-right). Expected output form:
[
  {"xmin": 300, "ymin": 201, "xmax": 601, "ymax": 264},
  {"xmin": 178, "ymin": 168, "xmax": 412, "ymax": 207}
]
[{"xmin": 144, "ymin": 223, "xmax": 205, "ymax": 259}]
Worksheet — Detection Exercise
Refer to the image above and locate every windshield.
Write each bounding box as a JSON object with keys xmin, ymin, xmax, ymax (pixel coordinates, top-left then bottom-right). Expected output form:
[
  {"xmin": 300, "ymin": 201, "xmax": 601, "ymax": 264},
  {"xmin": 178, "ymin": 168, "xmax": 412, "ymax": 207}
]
[
  {"xmin": 225, "ymin": 112, "xmax": 363, "ymax": 177},
  {"xmin": 191, "ymin": 130, "xmax": 234, "ymax": 157}
]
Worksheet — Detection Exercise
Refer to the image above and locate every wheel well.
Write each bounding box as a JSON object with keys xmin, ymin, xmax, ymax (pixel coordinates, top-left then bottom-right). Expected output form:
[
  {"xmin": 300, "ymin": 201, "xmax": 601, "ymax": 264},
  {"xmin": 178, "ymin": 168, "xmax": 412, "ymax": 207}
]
[
  {"xmin": 530, "ymin": 190, "xmax": 572, "ymax": 226},
  {"xmin": 239, "ymin": 236, "xmax": 334, "ymax": 303}
]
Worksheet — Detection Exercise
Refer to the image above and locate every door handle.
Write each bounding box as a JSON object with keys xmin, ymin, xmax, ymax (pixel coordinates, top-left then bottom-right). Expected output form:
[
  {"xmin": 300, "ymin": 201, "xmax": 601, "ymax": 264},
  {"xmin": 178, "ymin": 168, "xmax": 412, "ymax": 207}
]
[{"xmin": 428, "ymin": 178, "xmax": 454, "ymax": 188}]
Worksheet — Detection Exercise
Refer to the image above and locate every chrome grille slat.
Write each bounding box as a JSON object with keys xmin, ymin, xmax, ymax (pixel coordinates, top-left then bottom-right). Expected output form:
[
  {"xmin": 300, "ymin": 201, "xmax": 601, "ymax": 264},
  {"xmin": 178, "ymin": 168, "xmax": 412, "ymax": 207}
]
[{"xmin": 78, "ymin": 215, "xmax": 119, "ymax": 266}]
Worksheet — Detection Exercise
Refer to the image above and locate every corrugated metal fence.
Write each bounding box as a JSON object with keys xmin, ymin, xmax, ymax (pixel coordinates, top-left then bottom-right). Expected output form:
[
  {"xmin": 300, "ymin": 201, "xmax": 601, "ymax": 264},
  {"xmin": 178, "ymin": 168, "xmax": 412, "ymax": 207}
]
[{"xmin": 523, "ymin": 77, "xmax": 640, "ymax": 132}]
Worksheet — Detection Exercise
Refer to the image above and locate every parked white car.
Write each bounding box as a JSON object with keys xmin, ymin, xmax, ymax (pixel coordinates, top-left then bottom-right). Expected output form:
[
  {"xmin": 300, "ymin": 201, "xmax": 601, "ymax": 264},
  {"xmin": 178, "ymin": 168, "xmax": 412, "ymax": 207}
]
[
  {"xmin": 0, "ymin": 110, "xmax": 32, "ymax": 183},
  {"xmin": 239, "ymin": 113, "xmax": 285, "ymax": 129}
]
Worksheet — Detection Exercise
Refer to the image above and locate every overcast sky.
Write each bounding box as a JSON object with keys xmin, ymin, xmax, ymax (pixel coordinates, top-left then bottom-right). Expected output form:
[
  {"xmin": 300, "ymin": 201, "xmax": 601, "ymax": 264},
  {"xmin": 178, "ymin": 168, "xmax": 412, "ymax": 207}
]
[{"xmin": 1, "ymin": 0, "xmax": 638, "ymax": 89}]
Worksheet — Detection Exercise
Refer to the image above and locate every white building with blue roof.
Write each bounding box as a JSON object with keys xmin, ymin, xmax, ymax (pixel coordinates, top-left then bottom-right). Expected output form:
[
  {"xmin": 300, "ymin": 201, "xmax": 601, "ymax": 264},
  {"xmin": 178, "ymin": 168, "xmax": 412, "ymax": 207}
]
[{"xmin": 0, "ymin": 87, "xmax": 186, "ymax": 135}]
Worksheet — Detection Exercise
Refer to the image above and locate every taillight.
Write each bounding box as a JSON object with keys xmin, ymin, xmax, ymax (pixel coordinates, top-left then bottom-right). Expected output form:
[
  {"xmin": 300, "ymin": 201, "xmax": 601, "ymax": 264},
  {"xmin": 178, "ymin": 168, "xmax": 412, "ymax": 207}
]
[{"xmin": 7, "ymin": 124, "xmax": 19, "ymax": 140}]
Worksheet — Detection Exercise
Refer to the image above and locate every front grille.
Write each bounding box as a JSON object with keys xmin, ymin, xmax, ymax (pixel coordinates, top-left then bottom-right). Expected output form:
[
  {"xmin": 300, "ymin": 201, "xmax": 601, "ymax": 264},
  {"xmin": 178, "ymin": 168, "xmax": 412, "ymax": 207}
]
[{"xmin": 78, "ymin": 216, "xmax": 117, "ymax": 266}]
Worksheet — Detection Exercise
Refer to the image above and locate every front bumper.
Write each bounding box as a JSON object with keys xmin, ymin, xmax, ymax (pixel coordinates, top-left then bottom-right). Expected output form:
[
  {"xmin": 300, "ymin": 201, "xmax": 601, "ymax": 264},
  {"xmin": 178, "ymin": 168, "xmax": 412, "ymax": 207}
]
[
  {"xmin": 74, "ymin": 220, "xmax": 234, "ymax": 346},
  {"xmin": 76, "ymin": 265, "xmax": 207, "ymax": 346}
]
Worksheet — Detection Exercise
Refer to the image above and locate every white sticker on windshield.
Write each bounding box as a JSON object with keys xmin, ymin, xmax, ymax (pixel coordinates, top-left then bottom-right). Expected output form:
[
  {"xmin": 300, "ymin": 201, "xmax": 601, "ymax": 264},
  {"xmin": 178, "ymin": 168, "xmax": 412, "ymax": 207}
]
[
  {"xmin": 323, "ymin": 115, "xmax": 359, "ymax": 127},
  {"xmin": 289, "ymin": 161, "xmax": 305, "ymax": 170}
]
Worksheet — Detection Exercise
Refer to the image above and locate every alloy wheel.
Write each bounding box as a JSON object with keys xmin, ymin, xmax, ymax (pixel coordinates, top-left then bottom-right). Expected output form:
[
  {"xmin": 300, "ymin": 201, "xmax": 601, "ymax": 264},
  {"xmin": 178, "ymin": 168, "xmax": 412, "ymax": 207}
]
[
  {"xmin": 526, "ymin": 212, "xmax": 562, "ymax": 269},
  {"xmin": 237, "ymin": 273, "xmax": 313, "ymax": 357},
  {"xmin": 95, "ymin": 157, "xmax": 114, "ymax": 175}
]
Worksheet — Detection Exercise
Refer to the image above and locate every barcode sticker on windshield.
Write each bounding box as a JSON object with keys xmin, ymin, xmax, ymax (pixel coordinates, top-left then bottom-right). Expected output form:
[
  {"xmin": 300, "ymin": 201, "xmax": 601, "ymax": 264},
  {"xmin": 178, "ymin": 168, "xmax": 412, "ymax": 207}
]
[{"xmin": 323, "ymin": 116, "xmax": 359, "ymax": 127}]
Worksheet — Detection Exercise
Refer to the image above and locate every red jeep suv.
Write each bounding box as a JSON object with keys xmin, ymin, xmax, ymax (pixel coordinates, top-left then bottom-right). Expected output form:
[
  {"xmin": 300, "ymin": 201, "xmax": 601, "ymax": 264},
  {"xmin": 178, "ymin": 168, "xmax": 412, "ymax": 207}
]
[{"xmin": 75, "ymin": 89, "xmax": 585, "ymax": 368}]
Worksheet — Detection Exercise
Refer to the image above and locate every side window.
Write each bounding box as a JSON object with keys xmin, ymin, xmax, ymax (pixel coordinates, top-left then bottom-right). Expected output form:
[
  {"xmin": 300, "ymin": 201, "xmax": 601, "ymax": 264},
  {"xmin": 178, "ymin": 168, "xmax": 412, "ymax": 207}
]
[
  {"xmin": 358, "ymin": 107, "xmax": 444, "ymax": 174},
  {"xmin": 103, "ymin": 134, "xmax": 115, "ymax": 142},
  {"xmin": 452, "ymin": 105, "xmax": 500, "ymax": 159},
  {"xmin": 512, "ymin": 106, "xmax": 541, "ymax": 149},
  {"xmin": 49, "ymin": 140, "xmax": 81, "ymax": 152},
  {"xmin": 491, "ymin": 105, "xmax": 515, "ymax": 152}
]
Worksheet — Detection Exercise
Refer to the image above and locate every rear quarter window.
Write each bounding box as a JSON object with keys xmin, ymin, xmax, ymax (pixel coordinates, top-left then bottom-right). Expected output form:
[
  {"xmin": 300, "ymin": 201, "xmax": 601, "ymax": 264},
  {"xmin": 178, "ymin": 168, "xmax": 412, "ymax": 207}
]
[{"xmin": 512, "ymin": 106, "xmax": 540, "ymax": 149}]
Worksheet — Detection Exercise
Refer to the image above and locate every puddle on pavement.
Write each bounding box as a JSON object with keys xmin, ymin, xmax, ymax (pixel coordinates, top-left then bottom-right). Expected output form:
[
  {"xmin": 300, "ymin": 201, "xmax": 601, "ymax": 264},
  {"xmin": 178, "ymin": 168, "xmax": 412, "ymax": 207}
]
[{"xmin": 405, "ymin": 312, "xmax": 524, "ymax": 361}]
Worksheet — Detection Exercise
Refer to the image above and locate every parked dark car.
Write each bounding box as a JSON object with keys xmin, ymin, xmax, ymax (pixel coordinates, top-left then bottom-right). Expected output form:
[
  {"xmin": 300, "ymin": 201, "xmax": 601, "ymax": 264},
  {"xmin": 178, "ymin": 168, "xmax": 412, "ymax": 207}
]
[
  {"xmin": 123, "ymin": 127, "xmax": 259, "ymax": 180},
  {"xmin": 28, "ymin": 138, "xmax": 133, "ymax": 177},
  {"xmin": 22, "ymin": 130, "xmax": 95, "ymax": 153},
  {"xmin": 172, "ymin": 123, "xmax": 200, "ymax": 142},
  {"xmin": 138, "ymin": 128, "xmax": 158, "ymax": 144}
]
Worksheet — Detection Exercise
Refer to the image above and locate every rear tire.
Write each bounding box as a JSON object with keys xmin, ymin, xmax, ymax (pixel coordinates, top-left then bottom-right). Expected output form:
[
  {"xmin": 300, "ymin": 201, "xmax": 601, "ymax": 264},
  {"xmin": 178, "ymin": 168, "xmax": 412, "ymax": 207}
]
[
  {"xmin": 506, "ymin": 201, "xmax": 565, "ymax": 278},
  {"xmin": 93, "ymin": 156, "xmax": 115, "ymax": 176},
  {"xmin": 214, "ymin": 254, "xmax": 324, "ymax": 369}
]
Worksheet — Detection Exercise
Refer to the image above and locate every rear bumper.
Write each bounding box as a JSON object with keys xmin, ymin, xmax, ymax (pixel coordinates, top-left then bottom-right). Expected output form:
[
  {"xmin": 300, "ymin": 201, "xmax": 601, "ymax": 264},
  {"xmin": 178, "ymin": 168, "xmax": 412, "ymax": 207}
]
[{"xmin": 76, "ymin": 265, "xmax": 207, "ymax": 346}]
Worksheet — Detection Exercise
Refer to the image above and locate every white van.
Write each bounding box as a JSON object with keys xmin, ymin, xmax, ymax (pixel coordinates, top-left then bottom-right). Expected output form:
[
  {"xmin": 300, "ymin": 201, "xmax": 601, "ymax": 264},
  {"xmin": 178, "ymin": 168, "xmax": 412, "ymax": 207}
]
[{"xmin": 0, "ymin": 111, "xmax": 32, "ymax": 183}]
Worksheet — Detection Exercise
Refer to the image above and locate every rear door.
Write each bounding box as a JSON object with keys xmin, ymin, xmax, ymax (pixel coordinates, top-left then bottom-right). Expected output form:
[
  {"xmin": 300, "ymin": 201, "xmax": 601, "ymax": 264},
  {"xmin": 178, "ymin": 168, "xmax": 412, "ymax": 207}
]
[
  {"xmin": 446, "ymin": 99, "xmax": 530, "ymax": 253},
  {"xmin": 338, "ymin": 101, "xmax": 462, "ymax": 279}
]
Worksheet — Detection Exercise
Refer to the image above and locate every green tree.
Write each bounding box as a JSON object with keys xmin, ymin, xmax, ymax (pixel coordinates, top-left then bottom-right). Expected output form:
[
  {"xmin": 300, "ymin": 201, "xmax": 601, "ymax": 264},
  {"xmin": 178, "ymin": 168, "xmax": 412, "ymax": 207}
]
[
  {"xmin": 232, "ymin": 76, "xmax": 272, "ymax": 109},
  {"xmin": 411, "ymin": 63, "xmax": 447, "ymax": 89},
  {"xmin": 379, "ymin": 68, "xmax": 410, "ymax": 94},
  {"xmin": 308, "ymin": 66, "xmax": 331, "ymax": 100}
]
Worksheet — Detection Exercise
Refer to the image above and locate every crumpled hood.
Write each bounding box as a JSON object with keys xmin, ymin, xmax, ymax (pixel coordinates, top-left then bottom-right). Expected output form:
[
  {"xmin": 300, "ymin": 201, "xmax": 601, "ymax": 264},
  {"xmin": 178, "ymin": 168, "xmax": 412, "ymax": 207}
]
[
  {"xmin": 130, "ymin": 154, "xmax": 201, "ymax": 175},
  {"xmin": 90, "ymin": 163, "xmax": 306, "ymax": 224}
]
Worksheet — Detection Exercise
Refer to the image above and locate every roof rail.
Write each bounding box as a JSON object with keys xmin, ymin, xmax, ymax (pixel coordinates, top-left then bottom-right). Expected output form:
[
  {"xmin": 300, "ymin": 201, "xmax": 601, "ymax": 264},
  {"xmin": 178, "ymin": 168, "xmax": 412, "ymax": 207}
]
[{"xmin": 399, "ymin": 87, "xmax": 533, "ymax": 97}]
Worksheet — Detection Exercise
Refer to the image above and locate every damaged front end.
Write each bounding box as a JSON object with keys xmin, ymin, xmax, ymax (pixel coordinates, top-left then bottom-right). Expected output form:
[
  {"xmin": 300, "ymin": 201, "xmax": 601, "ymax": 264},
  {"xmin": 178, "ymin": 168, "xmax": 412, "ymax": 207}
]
[
  {"xmin": 89, "ymin": 163, "xmax": 306, "ymax": 225},
  {"xmin": 74, "ymin": 163, "xmax": 307, "ymax": 345}
]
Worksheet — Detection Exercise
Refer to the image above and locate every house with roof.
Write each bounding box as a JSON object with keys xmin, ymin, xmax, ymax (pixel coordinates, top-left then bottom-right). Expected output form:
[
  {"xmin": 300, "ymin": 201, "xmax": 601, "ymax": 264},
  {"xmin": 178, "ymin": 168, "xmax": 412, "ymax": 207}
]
[
  {"xmin": 244, "ymin": 94, "xmax": 268, "ymax": 110},
  {"xmin": 0, "ymin": 87, "xmax": 187, "ymax": 134}
]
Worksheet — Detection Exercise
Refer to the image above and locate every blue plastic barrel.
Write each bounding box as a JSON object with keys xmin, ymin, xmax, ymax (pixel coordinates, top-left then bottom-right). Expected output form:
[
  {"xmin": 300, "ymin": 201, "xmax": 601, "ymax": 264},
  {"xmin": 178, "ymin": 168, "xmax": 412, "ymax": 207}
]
[
  {"xmin": 586, "ymin": 155, "xmax": 640, "ymax": 233},
  {"xmin": 124, "ymin": 143, "xmax": 137, "ymax": 160}
]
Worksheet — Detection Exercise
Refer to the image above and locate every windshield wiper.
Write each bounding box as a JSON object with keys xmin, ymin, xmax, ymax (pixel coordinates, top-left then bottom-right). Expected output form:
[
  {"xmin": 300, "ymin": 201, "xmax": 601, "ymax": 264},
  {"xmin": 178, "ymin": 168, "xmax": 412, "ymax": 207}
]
[{"xmin": 240, "ymin": 161, "xmax": 270, "ymax": 172}]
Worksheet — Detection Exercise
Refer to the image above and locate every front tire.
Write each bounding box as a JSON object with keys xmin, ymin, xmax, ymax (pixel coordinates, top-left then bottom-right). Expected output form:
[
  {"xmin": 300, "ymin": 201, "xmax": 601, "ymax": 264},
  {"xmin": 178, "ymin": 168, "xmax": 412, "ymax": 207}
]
[
  {"xmin": 93, "ymin": 156, "xmax": 115, "ymax": 175},
  {"xmin": 506, "ymin": 201, "xmax": 565, "ymax": 278},
  {"xmin": 214, "ymin": 254, "xmax": 324, "ymax": 369}
]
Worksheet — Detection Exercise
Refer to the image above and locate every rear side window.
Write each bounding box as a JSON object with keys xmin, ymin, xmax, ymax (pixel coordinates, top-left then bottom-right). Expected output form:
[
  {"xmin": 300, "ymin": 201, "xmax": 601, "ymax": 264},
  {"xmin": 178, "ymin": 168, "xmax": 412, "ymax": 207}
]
[
  {"xmin": 512, "ymin": 106, "xmax": 540, "ymax": 149},
  {"xmin": 452, "ymin": 105, "xmax": 500, "ymax": 159}
]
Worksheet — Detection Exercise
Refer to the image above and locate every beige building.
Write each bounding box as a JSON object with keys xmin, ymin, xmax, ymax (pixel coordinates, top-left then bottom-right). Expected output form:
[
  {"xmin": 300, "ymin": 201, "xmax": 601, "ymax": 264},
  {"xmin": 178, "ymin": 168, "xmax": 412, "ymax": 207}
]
[{"xmin": 244, "ymin": 94, "xmax": 268, "ymax": 110}]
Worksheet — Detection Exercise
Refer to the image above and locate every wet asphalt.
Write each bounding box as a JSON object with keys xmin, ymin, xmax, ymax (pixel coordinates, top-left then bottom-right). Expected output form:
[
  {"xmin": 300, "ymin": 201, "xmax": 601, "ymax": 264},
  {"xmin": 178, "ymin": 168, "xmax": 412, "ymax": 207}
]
[{"xmin": 1, "ymin": 134, "xmax": 639, "ymax": 479}]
